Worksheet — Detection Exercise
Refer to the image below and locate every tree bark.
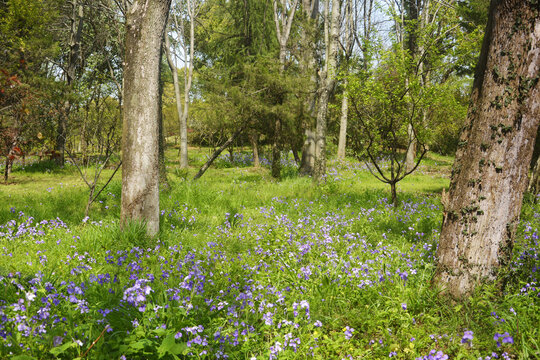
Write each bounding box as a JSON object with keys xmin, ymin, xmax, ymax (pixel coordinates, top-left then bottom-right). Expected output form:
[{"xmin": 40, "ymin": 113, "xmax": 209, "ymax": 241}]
[
  {"xmin": 434, "ymin": 0, "xmax": 540, "ymax": 298},
  {"xmin": 250, "ymin": 131, "xmax": 260, "ymax": 168},
  {"xmin": 298, "ymin": 0, "xmax": 319, "ymax": 175},
  {"xmin": 313, "ymin": 0, "xmax": 341, "ymax": 182},
  {"xmin": 337, "ymin": 79, "xmax": 349, "ymax": 160},
  {"xmin": 299, "ymin": 129, "xmax": 315, "ymax": 175},
  {"xmin": 164, "ymin": 33, "xmax": 187, "ymax": 168},
  {"xmin": 121, "ymin": 0, "xmax": 171, "ymax": 236},
  {"xmin": 272, "ymin": 0, "xmax": 299, "ymax": 179},
  {"xmin": 158, "ymin": 53, "xmax": 169, "ymax": 190},
  {"xmin": 337, "ymin": 0, "xmax": 353, "ymax": 160},
  {"xmin": 405, "ymin": 123, "xmax": 416, "ymax": 171},
  {"xmin": 57, "ymin": 0, "xmax": 84, "ymax": 166}
]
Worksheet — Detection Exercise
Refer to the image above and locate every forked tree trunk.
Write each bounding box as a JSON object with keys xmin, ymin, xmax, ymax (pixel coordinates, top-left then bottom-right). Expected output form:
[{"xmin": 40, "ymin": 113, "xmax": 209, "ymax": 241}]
[
  {"xmin": 434, "ymin": 0, "xmax": 540, "ymax": 298},
  {"xmin": 121, "ymin": 0, "xmax": 171, "ymax": 236},
  {"xmin": 272, "ymin": 0, "xmax": 299, "ymax": 179}
]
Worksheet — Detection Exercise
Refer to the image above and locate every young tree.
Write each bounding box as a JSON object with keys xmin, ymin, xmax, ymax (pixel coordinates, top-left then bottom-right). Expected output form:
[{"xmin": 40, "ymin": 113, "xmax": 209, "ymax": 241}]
[
  {"xmin": 336, "ymin": 0, "xmax": 355, "ymax": 160},
  {"xmin": 348, "ymin": 48, "xmax": 432, "ymax": 206},
  {"xmin": 121, "ymin": 0, "xmax": 172, "ymax": 236},
  {"xmin": 434, "ymin": 0, "xmax": 540, "ymax": 298},
  {"xmin": 165, "ymin": 0, "xmax": 198, "ymax": 169}
]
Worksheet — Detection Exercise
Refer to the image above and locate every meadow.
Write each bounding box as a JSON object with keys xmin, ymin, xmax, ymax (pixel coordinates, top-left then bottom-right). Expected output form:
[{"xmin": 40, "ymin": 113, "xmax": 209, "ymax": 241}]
[{"xmin": 0, "ymin": 149, "xmax": 538, "ymax": 360}]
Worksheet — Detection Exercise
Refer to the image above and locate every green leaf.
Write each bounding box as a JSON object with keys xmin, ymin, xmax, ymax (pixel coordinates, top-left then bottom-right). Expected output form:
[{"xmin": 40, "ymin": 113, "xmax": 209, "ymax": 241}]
[
  {"xmin": 129, "ymin": 339, "xmax": 151, "ymax": 350},
  {"xmin": 158, "ymin": 334, "xmax": 187, "ymax": 358},
  {"xmin": 11, "ymin": 355, "xmax": 37, "ymax": 360},
  {"xmin": 50, "ymin": 341, "xmax": 74, "ymax": 357}
]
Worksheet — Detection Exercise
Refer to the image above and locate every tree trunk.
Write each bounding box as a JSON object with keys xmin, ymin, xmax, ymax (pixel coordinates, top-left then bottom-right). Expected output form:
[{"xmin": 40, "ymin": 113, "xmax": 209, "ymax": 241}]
[
  {"xmin": 250, "ymin": 131, "xmax": 260, "ymax": 168},
  {"xmin": 313, "ymin": 0, "xmax": 341, "ymax": 182},
  {"xmin": 405, "ymin": 123, "xmax": 416, "ymax": 172},
  {"xmin": 298, "ymin": 0, "xmax": 319, "ymax": 175},
  {"xmin": 292, "ymin": 146, "xmax": 300, "ymax": 164},
  {"xmin": 337, "ymin": 78, "xmax": 349, "ymax": 160},
  {"xmin": 193, "ymin": 127, "xmax": 244, "ymax": 180},
  {"xmin": 179, "ymin": 1, "xmax": 196, "ymax": 169},
  {"xmin": 272, "ymin": 0, "xmax": 299, "ymax": 179},
  {"xmin": 528, "ymin": 155, "xmax": 540, "ymax": 195},
  {"xmin": 121, "ymin": 0, "xmax": 171, "ymax": 236},
  {"xmin": 390, "ymin": 181, "xmax": 398, "ymax": 208},
  {"xmin": 434, "ymin": 0, "xmax": 540, "ymax": 298},
  {"xmin": 4, "ymin": 157, "xmax": 9, "ymax": 183},
  {"xmin": 57, "ymin": 0, "xmax": 84, "ymax": 167},
  {"xmin": 299, "ymin": 129, "xmax": 315, "ymax": 175},
  {"xmin": 164, "ymin": 34, "xmax": 188, "ymax": 169},
  {"xmin": 272, "ymin": 118, "xmax": 282, "ymax": 179},
  {"xmin": 158, "ymin": 57, "xmax": 169, "ymax": 190}
]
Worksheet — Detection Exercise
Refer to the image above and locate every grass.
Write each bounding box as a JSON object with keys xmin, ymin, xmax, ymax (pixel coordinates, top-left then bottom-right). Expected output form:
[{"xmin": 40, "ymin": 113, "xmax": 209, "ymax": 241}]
[{"xmin": 0, "ymin": 148, "xmax": 538, "ymax": 360}]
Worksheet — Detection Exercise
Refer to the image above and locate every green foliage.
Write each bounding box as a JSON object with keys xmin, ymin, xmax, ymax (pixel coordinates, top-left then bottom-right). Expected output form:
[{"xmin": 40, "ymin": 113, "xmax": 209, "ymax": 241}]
[{"xmin": 1, "ymin": 154, "xmax": 540, "ymax": 359}]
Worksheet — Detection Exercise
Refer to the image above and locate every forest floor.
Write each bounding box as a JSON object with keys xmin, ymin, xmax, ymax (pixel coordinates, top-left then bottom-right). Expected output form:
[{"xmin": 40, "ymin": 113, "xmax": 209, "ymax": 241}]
[{"xmin": 0, "ymin": 148, "xmax": 538, "ymax": 360}]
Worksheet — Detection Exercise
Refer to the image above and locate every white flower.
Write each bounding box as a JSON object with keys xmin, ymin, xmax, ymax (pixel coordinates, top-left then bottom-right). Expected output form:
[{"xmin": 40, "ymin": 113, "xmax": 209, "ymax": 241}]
[{"xmin": 25, "ymin": 292, "xmax": 36, "ymax": 302}]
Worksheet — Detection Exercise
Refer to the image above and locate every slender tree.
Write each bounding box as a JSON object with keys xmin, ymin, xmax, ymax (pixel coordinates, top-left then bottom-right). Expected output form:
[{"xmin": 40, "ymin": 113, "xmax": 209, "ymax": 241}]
[
  {"xmin": 121, "ymin": 0, "xmax": 172, "ymax": 236},
  {"xmin": 272, "ymin": 0, "xmax": 299, "ymax": 179},
  {"xmin": 434, "ymin": 0, "xmax": 540, "ymax": 298},
  {"xmin": 336, "ymin": 0, "xmax": 354, "ymax": 160},
  {"xmin": 313, "ymin": 0, "xmax": 341, "ymax": 182}
]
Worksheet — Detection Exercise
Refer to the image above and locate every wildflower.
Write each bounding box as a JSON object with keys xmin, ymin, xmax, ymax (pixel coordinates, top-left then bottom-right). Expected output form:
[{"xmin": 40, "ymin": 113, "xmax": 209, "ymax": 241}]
[
  {"xmin": 401, "ymin": 303, "xmax": 407, "ymax": 310},
  {"xmin": 25, "ymin": 292, "xmax": 36, "ymax": 302},
  {"xmin": 461, "ymin": 330, "xmax": 474, "ymax": 344},
  {"xmin": 344, "ymin": 326, "xmax": 355, "ymax": 340},
  {"xmin": 494, "ymin": 332, "xmax": 513, "ymax": 347}
]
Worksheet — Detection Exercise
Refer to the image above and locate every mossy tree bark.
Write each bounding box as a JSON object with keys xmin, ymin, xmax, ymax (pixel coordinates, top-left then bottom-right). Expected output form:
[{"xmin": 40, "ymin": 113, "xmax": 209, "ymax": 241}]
[
  {"xmin": 121, "ymin": 0, "xmax": 171, "ymax": 236},
  {"xmin": 435, "ymin": 0, "xmax": 540, "ymax": 298}
]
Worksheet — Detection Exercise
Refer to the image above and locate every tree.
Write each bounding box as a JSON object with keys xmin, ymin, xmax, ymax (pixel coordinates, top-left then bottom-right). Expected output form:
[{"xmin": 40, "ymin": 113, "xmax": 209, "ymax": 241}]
[
  {"xmin": 313, "ymin": 0, "xmax": 341, "ymax": 182},
  {"xmin": 434, "ymin": 0, "xmax": 540, "ymax": 298},
  {"xmin": 348, "ymin": 47, "xmax": 432, "ymax": 206},
  {"xmin": 336, "ymin": 0, "xmax": 355, "ymax": 160},
  {"xmin": 272, "ymin": 0, "xmax": 298, "ymax": 179},
  {"xmin": 165, "ymin": 0, "xmax": 198, "ymax": 169},
  {"xmin": 121, "ymin": 0, "xmax": 172, "ymax": 236}
]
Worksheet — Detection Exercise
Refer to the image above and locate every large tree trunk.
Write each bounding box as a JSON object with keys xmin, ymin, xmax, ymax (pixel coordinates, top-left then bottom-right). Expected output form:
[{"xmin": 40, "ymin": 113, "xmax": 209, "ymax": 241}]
[
  {"xmin": 434, "ymin": 0, "xmax": 540, "ymax": 298},
  {"xmin": 121, "ymin": 0, "xmax": 171, "ymax": 236}
]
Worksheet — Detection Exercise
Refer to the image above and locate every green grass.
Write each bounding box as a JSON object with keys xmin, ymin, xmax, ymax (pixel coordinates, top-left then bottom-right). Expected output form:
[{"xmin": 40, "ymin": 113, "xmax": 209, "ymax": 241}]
[{"xmin": 0, "ymin": 149, "xmax": 538, "ymax": 360}]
